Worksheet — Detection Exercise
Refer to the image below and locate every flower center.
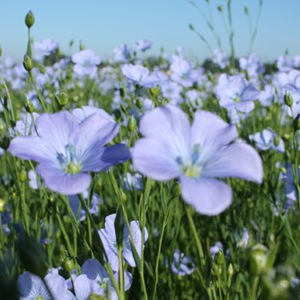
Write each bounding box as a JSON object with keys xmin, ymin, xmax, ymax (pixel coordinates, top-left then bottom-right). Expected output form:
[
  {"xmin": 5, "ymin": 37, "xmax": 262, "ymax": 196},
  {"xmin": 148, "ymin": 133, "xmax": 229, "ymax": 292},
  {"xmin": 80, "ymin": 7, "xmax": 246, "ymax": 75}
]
[
  {"xmin": 233, "ymin": 96, "xmax": 241, "ymax": 103},
  {"xmin": 57, "ymin": 144, "xmax": 82, "ymax": 174},
  {"xmin": 177, "ymin": 144, "xmax": 203, "ymax": 178},
  {"xmin": 35, "ymin": 296, "xmax": 45, "ymax": 300}
]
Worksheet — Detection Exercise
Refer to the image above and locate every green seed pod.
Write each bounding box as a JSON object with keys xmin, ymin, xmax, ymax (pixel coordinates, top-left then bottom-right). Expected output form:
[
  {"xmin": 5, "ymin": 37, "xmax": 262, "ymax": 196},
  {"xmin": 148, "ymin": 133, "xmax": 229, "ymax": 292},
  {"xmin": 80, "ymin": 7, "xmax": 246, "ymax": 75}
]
[
  {"xmin": 136, "ymin": 98, "xmax": 143, "ymax": 109},
  {"xmin": 244, "ymin": 5, "xmax": 249, "ymax": 15},
  {"xmin": 284, "ymin": 92, "xmax": 293, "ymax": 107},
  {"xmin": 217, "ymin": 5, "xmax": 223, "ymax": 12},
  {"xmin": 25, "ymin": 10, "xmax": 35, "ymax": 28},
  {"xmin": 57, "ymin": 93, "xmax": 68, "ymax": 106},
  {"xmin": 20, "ymin": 170, "xmax": 27, "ymax": 182},
  {"xmin": 0, "ymin": 120, "xmax": 5, "ymax": 132},
  {"xmin": 128, "ymin": 116, "xmax": 137, "ymax": 132}
]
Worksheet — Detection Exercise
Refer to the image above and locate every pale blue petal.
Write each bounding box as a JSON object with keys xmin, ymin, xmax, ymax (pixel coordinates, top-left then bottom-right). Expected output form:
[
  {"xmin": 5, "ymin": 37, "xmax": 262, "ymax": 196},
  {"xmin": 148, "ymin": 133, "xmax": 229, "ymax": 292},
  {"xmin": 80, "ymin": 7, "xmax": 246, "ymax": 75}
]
[
  {"xmin": 74, "ymin": 275, "xmax": 91, "ymax": 300},
  {"xmin": 131, "ymin": 138, "xmax": 180, "ymax": 180},
  {"xmin": 203, "ymin": 142, "xmax": 263, "ymax": 183},
  {"xmin": 180, "ymin": 177, "xmax": 232, "ymax": 215}
]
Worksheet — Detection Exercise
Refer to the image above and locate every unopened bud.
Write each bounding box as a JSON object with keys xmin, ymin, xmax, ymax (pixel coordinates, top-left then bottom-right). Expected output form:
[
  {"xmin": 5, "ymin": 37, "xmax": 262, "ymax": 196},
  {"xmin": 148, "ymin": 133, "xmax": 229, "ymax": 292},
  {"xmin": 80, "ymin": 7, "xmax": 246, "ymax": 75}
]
[
  {"xmin": 284, "ymin": 93, "xmax": 293, "ymax": 107},
  {"xmin": 189, "ymin": 24, "xmax": 194, "ymax": 31},
  {"xmin": 25, "ymin": 10, "xmax": 35, "ymax": 28},
  {"xmin": 120, "ymin": 86, "xmax": 126, "ymax": 99},
  {"xmin": 128, "ymin": 116, "xmax": 137, "ymax": 132},
  {"xmin": 150, "ymin": 86, "xmax": 160, "ymax": 98},
  {"xmin": 249, "ymin": 244, "xmax": 268, "ymax": 275},
  {"xmin": 24, "ymin": 99, "xmax": 34, "ymax": 113},
  {"xmin": 228, "ymin": 263, "xmax": 234, "ymax": 277},
  {"xmin": 215, "ymin": 250, "xmax": 225, "ymax": 265},
  {"xmin": 136, "ymin": 98, "xmax": 143, "ymax": 109},
  {"xmin": 23, "ymin": 55, "xmax": 33, "ymax": 72},
  {"xmin": 115, "ymin": 209, "xmax": 125, "ymax": 249},
  {"xmin": 80, "ymin": 43, "xmax": 85, "ymax": 51},
  {"xmin": 294, "ymin": 114, "xmax": 300, "ymax": 131},
  {"xmin": 217, "ymin": 5, "xmax": 223, "ymax": 12},
  {"xmin": 56, "ymin": 93, "xmax": 68, "ymax": 106},
  {"xmin": 63, "ymin": 258, "xmax": 75, "ymax": 272},
  {"xmin": 273, "ymin": 136, "xmax": 280, "ymax": 147},
  {"xmin": 0, "ymin": 199, "xmax": 6, "ymax": 213},
  {"xmin": 244, "ymin": 5, "xmax": 249, "ymax": 15},
  {"xmin": 20, "ymin": 170, "xmax": 27, "ymax": 182}
]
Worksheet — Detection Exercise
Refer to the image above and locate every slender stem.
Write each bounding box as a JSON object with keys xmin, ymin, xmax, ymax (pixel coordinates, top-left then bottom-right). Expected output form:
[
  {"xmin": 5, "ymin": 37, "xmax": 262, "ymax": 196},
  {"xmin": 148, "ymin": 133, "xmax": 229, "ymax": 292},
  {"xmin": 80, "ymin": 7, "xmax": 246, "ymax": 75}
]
[
  {"xmin": 118, "ymin": 247, "xmax": 125, "ymax": 300},
  {"xmin": 28, "ymin": 72, "xmax": 48, "ymax": 112},
  {"xmin": 250, "ymin": 276, "xmax": 259, "ymax": 300}
]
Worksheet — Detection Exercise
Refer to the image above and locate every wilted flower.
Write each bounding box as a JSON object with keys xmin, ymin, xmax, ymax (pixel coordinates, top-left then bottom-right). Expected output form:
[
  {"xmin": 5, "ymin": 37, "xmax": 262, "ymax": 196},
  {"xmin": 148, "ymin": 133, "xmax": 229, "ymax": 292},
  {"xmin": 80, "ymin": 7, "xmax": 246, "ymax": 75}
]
[
  {"xmin": 132, "ymin": 105, "xmax": 263, "ymax": 215},
  {"xmin": 9, "ymin": 111, "xmax": 130, "ymax": 195}
]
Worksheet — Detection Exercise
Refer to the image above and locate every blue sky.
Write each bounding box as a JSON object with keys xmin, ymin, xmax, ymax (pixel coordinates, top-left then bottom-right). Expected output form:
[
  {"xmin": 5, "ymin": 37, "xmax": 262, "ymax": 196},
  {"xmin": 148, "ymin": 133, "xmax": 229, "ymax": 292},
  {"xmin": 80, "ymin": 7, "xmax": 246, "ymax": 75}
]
[{"xmin": 0, "ymin": 0, "xmax": 299, "ymax": 62}]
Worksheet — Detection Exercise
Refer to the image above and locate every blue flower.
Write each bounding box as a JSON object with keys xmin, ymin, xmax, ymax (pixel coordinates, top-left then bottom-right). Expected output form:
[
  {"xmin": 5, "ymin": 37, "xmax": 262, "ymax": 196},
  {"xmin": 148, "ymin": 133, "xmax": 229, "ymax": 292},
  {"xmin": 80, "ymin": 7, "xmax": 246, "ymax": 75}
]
[
  {"xmin": 132, "ymin": 105, "xmax": 263, "ymax": 215},
  {"xmin": 8, "ymin": 111, "xmax": 130, "ymax": 195},
  {"xmin": 34, "ymin": 39, "xmax": 58, "ymax": 56},
  {"xmin": 99, "ymin": 213, "xmax": 148, "ymax": 271}
]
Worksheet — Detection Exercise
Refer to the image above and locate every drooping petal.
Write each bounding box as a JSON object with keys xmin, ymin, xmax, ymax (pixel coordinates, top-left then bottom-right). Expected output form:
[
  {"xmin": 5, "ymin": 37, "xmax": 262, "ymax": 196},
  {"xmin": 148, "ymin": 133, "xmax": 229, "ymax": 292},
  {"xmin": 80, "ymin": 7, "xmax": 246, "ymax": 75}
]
[
  {"xmin": 131, "ymin": 138, "xmax": 181, "ymax": 180},
  {"xmin": 139, "ymin": 105, "xmax": 191, "ymax": 159},
  {"xmin": 180, "ymin": 177, "xmax": 232, "ymax": 215},
  {"xmin": 203, "ymin": 141, "xmax": 263, "ymax": 183},
  {"xmin": 36, "ymin": 163, "xmax": 91, "ymax": 195}
]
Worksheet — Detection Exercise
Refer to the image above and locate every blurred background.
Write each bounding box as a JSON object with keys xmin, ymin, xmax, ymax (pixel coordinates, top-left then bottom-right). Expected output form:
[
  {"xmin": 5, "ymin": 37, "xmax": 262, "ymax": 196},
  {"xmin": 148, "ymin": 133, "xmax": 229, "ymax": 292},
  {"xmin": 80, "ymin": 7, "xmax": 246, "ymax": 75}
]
[{"xmin": 0, "ymin": 0, "xmax": 299, "ymax": 62}]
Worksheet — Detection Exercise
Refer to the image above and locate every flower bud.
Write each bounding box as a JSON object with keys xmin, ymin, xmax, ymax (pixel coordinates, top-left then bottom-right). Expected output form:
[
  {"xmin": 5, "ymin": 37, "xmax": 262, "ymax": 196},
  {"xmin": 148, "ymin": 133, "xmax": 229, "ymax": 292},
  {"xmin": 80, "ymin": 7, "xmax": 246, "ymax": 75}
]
[
  {"xmin": 151, "ymin": 86, "xmax": 160, "ymax": 98},
  {"xmin": 228, "ymin": 263, "xmax": 234, "ymax": 277},
  {"xmin": 244, "ymin": 5, "xmax": 249, "ymax": 15},
  {"xmin": 20, "ymin": 169, "xmax": 27, "ymax": 182},
  {"xmin": 273, "ymin": 136, "xmax": 280, "ymax": 147},
  {"xmin": 215, "ymin": 250, "xmax": 225, "ymax": 265},
  {"xmin": 56, "ymin": 93, "xmax": 68, "ymax": 106},
  {"xmin": 293, "ymin": 114, "xmax": 300, "ymax": 131},
  {"xmin": 128, "ymin": 116, "xmax": 137, "ymax": 132},
  {"xmin": 249, "ymin": 244, "xmax": 268, "ymax": 275},
  {"xmin": 136, "ymin": 98, "xmax": 143, "ymax": 109},
  {"xmin": 79, "ymin": 42, "xmax": 85, "ymax": 51},
  {"xmin": 217, "ymin": 5, "xmax": 223, "ymax": 12},
  {"xmin": 0, "ymin": 199, "xmax": 6, "ymax": 213},
  {"xmin": 120, "ymin": 86, "xmax": 126, "ymax": 99},
  {"xmin": 114, "ymin": 209, "xmax": 125, "ymax": 249},
  {"xmin": 25, "ymin": 10, "xmax": 35, "ymax": 28},
  {"xmin": 23, "ymin": 55, "xmax": 33, "ymax": 72},
  {"xmin": 189, "ymin": 24, "xmax": 194, "ymax": 31},
  {"xmin": 24, "ymin": 99, "xmax": 34, "ymax": 113},
  {"xmin": 63, "ymin": 258, "xmax": 75, "ymax": 272},
  {"xmin": 284, "ymin": 92, "xmax": 293, "ymax": 107}
]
